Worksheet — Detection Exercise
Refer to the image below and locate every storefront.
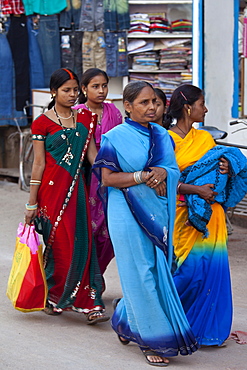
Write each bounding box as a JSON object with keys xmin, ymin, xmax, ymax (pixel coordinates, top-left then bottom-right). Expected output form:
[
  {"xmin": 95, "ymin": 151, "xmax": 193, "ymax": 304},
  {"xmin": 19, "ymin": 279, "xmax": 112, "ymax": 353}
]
[{"xmin": 0, "ymin": 0, "xmax": 246, "ymax": 171}]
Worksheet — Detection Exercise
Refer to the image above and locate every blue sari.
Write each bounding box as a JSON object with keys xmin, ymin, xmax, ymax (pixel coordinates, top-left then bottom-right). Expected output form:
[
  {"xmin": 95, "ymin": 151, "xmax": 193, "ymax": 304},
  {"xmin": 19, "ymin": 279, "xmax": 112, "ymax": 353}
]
[{"xmin": 94, "ymin": 119, "xmax": 199, "ymax": 357}]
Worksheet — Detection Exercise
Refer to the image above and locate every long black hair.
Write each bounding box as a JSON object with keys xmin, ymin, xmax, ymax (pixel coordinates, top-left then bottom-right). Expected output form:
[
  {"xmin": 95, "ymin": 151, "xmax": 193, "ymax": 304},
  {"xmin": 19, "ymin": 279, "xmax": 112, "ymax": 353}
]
[
  {"xmin": 123, "ymin": 81, "xmax": 154, "ymax": 117},
  {"xmin": 77, "ymin": 68, "xmax": 109, "ymax": 104},
  {"xmin": 163, "ymin": 84, "xmax": 202, "ymax": 127},
  {"xmin": 48, "ymin": 68, "xmax": 79, "ymax": 110}
]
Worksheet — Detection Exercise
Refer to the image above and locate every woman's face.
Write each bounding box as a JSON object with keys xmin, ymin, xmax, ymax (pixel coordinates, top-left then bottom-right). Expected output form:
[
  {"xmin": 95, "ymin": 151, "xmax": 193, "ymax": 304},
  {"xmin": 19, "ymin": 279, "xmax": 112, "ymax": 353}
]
[
  {"xmin": 190, "ymin": 94, "xmax": 208, "ymax": 122},
  {"xmin": 153, "ymin": 95, "xmax": 166, "ymax": 125},
  {"xmin": 54, "ymin": 79, "xmax": 79, "ymax": 108},
  {"xmin": 125, "ymin": 86, "xmax": 157, "ymax": 126},
  {"xmin": 83, "ymin": 74, "xmax": 108, "ymax": 104}
]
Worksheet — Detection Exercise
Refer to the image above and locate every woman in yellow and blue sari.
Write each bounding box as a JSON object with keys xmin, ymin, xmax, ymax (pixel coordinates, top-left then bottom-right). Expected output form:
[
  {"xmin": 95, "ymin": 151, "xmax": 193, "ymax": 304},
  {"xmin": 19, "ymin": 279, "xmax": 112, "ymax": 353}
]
[
  {"xmin": 93, "ymin": 81, "xmax": 199, "ymax": 366},
  {"xmin": 165, "ymin": 84, "xmax": 247, "ymax": 347}
]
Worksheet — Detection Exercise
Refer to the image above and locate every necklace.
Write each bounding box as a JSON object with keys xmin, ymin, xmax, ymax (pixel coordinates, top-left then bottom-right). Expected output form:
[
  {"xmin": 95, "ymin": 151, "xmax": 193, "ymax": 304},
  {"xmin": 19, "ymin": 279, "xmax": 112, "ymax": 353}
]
[
  {"xmin": 85, "ymin": 103, "xmax": 103, "ymax": 126},
  {"xmin": 53, "ymin": 106, "xmax": 76, "ymax": 166},
  {"xmin": 176, "ymin": 124, "xmax": 188, "ymax": 136},
  {"xmin": 53, "ymin": 106, "xmax": 73, "ymax": 120},
  {"xmin": 53, "ymin": 106, "xmax": 75, "ymax": 129}
]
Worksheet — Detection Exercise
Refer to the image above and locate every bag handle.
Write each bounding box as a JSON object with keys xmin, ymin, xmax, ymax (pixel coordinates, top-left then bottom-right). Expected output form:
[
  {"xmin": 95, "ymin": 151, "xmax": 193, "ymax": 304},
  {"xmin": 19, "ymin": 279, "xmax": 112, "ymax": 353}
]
[{"xmin": 21, "ymin": 223, "xmax": 39, "ymax": 244}]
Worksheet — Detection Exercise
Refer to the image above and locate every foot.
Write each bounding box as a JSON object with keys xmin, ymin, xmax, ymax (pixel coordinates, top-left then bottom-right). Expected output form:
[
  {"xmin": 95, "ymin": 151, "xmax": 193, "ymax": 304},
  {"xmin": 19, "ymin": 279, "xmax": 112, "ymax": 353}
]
[
  {"xmin": 86, "ymin": 310, "xmax": 110, "ymax": 325},
  {"xmin": 142, "ymin": 350, "xmax": 169, "ymax": 367},
  {"xmin": 43, "ymin": 305, "xmax": 62, "ymax": 316},
  {"xmin": 118, "ymin": 335, "xmax": 130, "ymax": 345}
]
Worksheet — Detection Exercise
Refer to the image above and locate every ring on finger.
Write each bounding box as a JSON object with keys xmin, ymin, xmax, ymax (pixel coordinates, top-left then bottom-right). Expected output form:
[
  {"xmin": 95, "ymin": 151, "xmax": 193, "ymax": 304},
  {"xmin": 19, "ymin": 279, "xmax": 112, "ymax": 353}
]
[
  {"xmin": 154, "ymin": 179, "xmax": 158, "ymax": 183},
  {"xmin": 219, "ymin": 162, "xmax": 223, "ymax": 166}
]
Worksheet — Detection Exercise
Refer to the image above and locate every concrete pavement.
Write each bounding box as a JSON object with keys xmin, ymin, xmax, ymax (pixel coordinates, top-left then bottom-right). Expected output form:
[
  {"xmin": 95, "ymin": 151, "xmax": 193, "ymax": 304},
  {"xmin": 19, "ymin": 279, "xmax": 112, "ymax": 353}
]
[{"xmin": 0, "ymin": 180, "xmax": 247, "ymax": 370}]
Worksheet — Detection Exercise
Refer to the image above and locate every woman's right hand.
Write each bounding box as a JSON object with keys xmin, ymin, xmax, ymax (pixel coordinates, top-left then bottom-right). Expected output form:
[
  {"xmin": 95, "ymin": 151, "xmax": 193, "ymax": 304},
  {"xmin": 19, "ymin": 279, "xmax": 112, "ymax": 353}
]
[
  {"xmin": 196, "ymin": 183, "xmax": 218, "ymax": 204},
  {"xmin": 24, "ymin": 209, "xmax": 37, "ymax": 225}
]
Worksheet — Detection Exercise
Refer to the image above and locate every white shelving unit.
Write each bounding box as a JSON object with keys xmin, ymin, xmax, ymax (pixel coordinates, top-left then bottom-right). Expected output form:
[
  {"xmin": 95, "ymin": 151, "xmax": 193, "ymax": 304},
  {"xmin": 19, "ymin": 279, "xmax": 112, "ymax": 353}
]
[
  {"xmin": 129, "ymin": 1, "xmax": 192, "ymax": 4},
  {"xmin": 128, "ymin": 33, "xmax": 192, "ymax": 39},
  {"xmin": 124, "ymin": 0, "xmax": 193, "ymax": 95}
]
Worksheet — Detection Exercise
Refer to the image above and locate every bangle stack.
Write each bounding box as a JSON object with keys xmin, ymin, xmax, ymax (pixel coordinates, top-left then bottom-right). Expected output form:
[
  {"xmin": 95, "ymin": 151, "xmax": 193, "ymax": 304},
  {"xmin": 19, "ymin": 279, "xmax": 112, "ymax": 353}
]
[
  {"xmin": 133, "ymin": 171, "xmax": 143, "ymax": 184},
  {"xmin": 25, "ymin": 203, "xmax": 38, "ymax": 210},
  {"xmin": 177, "ymin": 182, "xmax": 182, "ymax": 194},
  {"xmin": 30, "ymin": 179, "xmax": 41, "ymax": 186}
]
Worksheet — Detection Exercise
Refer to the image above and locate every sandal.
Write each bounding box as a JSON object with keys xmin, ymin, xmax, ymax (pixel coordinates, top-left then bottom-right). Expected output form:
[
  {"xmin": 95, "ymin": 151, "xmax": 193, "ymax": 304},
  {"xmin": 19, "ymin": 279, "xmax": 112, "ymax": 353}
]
[
  {"xmin": 43, "ymin": 303, "xmax": 62, "ymax": 316},
  {"xmin": 86, "ymin": 310, "xmax": 110, "ymax": 325},
  {"xmin": 112, "ymin": 298, "xmax": 130, "ymax": 345},
  {"xmin": 142, "ymin": 350, "xmax": 169, "ymax": 367}
]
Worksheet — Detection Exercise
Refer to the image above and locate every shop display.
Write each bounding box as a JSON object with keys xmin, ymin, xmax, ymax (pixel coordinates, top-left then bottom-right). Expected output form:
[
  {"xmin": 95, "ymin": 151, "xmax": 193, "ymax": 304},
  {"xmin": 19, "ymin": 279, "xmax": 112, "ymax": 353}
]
[{"xmin": 127, "ymin": 0, "xmax": 193, "ymax": 100}]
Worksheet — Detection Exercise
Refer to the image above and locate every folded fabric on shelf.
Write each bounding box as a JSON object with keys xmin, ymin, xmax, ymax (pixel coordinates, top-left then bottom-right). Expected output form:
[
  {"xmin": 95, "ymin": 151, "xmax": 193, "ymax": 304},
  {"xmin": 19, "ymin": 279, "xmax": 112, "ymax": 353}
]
[{"xmin": 171, "ymin": 19, "xmax": 192, "ymax": 32}]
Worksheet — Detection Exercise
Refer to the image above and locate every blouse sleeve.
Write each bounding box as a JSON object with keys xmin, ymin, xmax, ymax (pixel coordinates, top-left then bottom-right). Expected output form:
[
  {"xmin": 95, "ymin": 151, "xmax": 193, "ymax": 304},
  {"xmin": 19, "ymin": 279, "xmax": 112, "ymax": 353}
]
[{"xmin": 31, "ymin": 115, "xmax": 47, "ymax": 141}]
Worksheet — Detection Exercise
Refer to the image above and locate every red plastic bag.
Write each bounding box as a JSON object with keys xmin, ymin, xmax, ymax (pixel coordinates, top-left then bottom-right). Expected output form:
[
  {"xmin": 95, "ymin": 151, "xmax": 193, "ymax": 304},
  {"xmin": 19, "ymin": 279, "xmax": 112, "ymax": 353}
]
[{"xmin": 6, "ymin": 222, "xmax": 47, "ymax": 312}]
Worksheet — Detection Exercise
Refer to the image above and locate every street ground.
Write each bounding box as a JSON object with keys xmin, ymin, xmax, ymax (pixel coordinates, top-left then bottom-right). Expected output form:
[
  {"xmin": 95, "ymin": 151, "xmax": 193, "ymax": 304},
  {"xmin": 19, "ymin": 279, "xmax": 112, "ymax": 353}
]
[{"xmin": 0, "ymin": 180, "xmax": 247, "ymax": 370}]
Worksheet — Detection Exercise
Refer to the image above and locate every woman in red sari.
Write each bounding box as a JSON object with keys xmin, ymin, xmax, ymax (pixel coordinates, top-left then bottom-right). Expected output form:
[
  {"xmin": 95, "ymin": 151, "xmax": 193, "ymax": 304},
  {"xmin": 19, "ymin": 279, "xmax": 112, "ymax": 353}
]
[{"xmin": 24, "ymin": 68, "xmax": 109, "ymax": 324}]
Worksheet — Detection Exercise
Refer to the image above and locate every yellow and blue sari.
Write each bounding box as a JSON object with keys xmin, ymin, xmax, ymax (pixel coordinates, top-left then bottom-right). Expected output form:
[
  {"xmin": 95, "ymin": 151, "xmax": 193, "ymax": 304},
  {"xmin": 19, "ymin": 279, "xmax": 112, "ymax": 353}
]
[{"xmin": 168, "ymin": 127, "xmax": 247, "ymax": 346}]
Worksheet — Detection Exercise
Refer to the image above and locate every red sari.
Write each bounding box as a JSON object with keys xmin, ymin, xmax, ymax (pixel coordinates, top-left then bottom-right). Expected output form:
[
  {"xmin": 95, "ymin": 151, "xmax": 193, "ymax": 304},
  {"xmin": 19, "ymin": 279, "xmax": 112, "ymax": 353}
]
[{"xmin": 32, "ymin": 110, "xmax": 104, "ymax": 313}]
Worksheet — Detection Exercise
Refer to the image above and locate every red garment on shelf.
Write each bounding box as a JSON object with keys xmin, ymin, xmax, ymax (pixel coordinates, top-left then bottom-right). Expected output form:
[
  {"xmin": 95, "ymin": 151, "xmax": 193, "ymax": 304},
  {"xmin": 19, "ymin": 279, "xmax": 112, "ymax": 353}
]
[{"xmin": 1, "ymin": 0, "xmax": 25, "ymax": 14}]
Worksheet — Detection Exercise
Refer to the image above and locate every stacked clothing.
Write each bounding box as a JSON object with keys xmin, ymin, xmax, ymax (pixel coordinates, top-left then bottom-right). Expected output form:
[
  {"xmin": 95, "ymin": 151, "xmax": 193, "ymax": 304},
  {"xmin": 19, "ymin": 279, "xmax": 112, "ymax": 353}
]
[
  {"xmin": 149, "ymin": 16, "xmax": 170, "ymax": 34},
  {"xmin": 180, "ymin": 72, "xmax": 192, "ymax": 84},
  {"xmin": 129, "ymin": 13, "xmax": 150, "ymax": 35},
  {"xmin": 129, "ymin": 73, "xmax": 160, "ymax": 86},
  {"xmin": 171, "ymin": 19, "xmax": 192, "ymax": 33},
  {"xmin": 159, "ymin": 39, "xmax": 191, "ymax": 70},
  {"xmin": 129, "ymin": 71, "xmax": 192, "ymax": 103},
  {"xmin": 160, "ymin": 51, "xmax": 188, "ymax": 70},
  {"xmin": 132, "ymin": 51, "xmax": 159, "ymax": 70},
  {"xmin": 158, "ymin": 73, "xmax": 185, "ymax": 101}
]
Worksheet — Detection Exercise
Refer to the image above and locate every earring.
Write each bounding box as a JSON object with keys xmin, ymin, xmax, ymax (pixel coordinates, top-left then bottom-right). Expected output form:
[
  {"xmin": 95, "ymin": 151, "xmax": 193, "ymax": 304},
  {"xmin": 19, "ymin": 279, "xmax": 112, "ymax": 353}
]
[
  {"xmin": 188, "ymin": 108, "xmax": 191, "ymax": 116},
  {"xmin": 51, "ymin": 94, "xmax": 56, "ymax": 99},
  {"xmin": 84, "ymin": 91, "xmax": 87, "ymax": 97}
]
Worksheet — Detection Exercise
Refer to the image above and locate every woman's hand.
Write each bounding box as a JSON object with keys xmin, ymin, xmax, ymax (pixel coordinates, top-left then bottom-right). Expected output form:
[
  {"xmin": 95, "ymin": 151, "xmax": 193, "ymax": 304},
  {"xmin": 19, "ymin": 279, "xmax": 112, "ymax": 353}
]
[
  {"xmin": 219, "ymin": 157, "xmax": 229, "ymax": 174},
  {"xmin": 144, "ymin": 167, "xmax": 167, "ymax": 188},
  {"xmin": 24, "ymin": 209, "xmax": 37, "ymax": 225},
  {"xmin": 196, "ymin": 183, "xmax": 218, "ymax": 204},
  {"xmin": 154, "ymin": 181, "xmax": 167, "ymax": 196}
]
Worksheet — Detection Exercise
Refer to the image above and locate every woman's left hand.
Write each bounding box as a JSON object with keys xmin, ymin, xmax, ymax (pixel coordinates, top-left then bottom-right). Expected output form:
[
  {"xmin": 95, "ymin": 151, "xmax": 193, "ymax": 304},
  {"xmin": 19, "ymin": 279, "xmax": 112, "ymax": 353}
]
[
  {"xmin": 154, "ymin": 182, "xmax": 167, "ymax": 196},
  {"xmin": 219, "ymin": 157, "xmax": 229, "ymax": 174},
  {"xmin": 145, "ymin": 167, "xmax": 167, "ymax": 188}
]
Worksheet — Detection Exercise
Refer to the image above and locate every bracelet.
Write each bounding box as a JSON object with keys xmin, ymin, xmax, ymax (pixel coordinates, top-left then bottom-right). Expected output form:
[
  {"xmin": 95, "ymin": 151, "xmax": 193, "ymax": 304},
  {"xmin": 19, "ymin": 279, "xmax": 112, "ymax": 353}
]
[
  {"xmin": 133, "ymin": 171, "xmax": 143, "ymax": 184},
  {"xmin": 25, "ymin": 203, "xmax": 38, "ymax": 210},
  {"xmin": 177, "ymin": 182, "xmax": 183, "ymax": 194},
  {"xmin": 30, "ymin": 179, "xmax": 41, "ymax": 185}
]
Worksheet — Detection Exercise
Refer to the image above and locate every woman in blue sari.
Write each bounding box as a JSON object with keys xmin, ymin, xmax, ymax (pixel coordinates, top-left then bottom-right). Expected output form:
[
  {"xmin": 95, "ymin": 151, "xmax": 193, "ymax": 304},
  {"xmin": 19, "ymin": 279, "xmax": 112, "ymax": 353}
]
[{"xmin": 93, "ymin": 81, "xmax": 199, "ymax": 366}]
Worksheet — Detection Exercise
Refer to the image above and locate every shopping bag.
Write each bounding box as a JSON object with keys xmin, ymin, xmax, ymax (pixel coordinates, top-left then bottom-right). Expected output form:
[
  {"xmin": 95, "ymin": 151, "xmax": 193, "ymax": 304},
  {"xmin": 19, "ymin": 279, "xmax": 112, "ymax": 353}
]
[{"xmin": 6, "ymin": 222, "xmax": 47, "ymax": 312}]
